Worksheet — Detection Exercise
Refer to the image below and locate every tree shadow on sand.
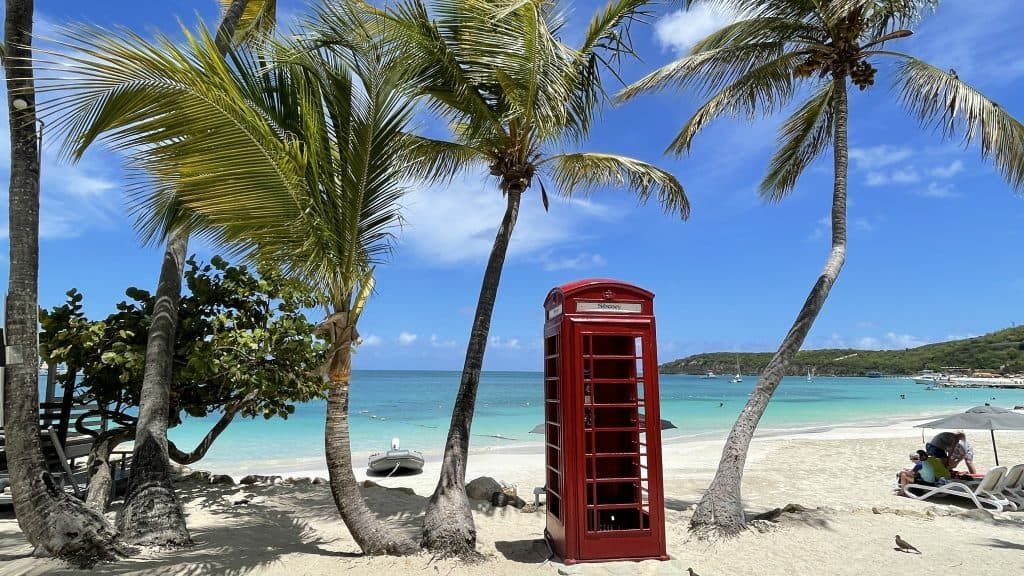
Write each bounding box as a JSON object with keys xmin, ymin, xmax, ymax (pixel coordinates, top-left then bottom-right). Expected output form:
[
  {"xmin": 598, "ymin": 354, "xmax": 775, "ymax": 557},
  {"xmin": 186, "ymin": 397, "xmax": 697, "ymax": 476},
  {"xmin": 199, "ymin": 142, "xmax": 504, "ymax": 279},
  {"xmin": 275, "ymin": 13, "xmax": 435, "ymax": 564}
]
[
  {"xmin": 493, "ymin": 538, "xmax": 552, "ymax": 564},
  {"xmin": 0, "ymin": 479, "xmax": 432, "ymax": 575}
]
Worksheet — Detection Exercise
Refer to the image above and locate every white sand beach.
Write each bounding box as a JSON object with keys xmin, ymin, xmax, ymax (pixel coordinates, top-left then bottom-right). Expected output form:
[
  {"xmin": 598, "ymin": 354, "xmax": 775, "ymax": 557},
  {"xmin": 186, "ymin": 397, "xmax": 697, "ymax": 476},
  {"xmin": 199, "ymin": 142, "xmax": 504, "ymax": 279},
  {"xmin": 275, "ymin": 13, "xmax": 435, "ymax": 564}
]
[{"xmin": 2, "ymin": 420, "xmax": 1023, "ymax": 575}]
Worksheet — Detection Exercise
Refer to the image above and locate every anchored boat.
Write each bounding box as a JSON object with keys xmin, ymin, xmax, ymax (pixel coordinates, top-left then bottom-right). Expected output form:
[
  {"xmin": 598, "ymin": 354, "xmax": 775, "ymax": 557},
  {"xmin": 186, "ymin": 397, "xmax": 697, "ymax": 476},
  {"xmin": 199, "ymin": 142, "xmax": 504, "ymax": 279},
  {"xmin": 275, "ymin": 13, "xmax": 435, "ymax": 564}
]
[{"xmin": 367, "ymin": 438, "xmax": 424, "ymax": 475}]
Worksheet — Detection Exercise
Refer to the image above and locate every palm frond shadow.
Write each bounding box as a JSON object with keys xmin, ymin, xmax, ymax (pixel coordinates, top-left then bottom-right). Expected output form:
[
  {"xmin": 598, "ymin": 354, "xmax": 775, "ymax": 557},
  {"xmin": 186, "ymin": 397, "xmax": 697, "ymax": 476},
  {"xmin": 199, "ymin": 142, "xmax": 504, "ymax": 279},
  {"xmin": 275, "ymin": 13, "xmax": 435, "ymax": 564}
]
[{"xmin": 983, "ymin": 538, "xmax": 1024, "ymax": 551}]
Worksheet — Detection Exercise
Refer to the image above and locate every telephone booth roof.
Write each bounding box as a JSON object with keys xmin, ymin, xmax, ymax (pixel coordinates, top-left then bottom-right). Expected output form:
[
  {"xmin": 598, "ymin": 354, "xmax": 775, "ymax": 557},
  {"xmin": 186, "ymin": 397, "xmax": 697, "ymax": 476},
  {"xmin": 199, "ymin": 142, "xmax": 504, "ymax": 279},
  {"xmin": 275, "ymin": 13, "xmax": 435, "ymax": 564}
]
[{"xmin": 545, "ymin": 279, "xmax": 653, "ymax": 304}]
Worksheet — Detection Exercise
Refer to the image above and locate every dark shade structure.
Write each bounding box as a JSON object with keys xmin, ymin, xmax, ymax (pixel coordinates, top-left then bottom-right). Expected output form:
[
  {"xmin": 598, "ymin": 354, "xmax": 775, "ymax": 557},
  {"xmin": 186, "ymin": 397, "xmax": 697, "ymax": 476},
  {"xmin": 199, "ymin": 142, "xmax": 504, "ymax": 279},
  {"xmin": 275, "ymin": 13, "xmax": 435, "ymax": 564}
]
[
  {"xmin": 542, "ymin": 279, "xmax": 668, "ymax": 564},
  {"xmin": 915, "ymin": 405, "xmax": 1024, "ymax": 465}
]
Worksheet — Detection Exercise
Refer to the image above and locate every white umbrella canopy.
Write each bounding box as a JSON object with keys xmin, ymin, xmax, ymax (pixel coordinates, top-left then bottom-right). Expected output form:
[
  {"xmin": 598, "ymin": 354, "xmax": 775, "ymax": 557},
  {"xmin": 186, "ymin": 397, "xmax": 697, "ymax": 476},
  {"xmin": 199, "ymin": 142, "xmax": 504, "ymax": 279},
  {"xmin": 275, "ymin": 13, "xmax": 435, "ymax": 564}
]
[{"xmin": 915, "ymin": 405, "xmax": 1024, "ymax": 465}]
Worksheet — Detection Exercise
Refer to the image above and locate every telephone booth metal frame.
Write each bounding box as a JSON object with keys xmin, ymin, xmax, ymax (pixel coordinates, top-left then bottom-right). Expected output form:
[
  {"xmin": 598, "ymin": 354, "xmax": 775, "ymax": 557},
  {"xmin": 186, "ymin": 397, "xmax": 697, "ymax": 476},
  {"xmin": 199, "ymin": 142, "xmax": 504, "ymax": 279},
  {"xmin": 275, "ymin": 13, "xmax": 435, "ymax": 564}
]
[{"xmin": 542, "ymin": 279, "xmax": 668, "ymax": 564}]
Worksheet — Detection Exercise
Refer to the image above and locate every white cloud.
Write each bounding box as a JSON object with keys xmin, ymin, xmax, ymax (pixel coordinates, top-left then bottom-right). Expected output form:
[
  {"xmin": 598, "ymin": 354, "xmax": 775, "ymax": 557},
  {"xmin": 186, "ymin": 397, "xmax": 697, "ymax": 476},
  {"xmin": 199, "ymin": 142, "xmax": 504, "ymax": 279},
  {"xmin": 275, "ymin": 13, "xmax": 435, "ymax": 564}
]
[
  {"xmin": 655, "ymin": 6, "xmax": 734, "ymax": 54},
  {"xmin": 0, "ymin": 105, "xmax": 123, "ymax": 241},
  {"xmin": 890, "ymin": 169, "xmax": 921, "ymax": 184},
  {"xmin": 489, "ymin": 336, "xmax": 521, "ymax": 350},
  {"xmin": 830, "ymin": 332, "xmax": 931, "ymax": 350},
  {"xmin": 361, "ymin": 334, "xmax": 382, "ymax": 347},
  {"xmin": 920, "ymin": 182, "xmax": 957, "ymax": 198},
  {"xmin": 852, "ymin": 218, "xmax": 874, "ymax": 232},
  {"xmin": 540, "ymin": 251, "xmax": 607, "ymax": 271},
  {"xmin": 914, "ymin": 1, "xmax": 1024, "ymax": 85},
  {"xmin": 397, "ymin": 332, "xmax": 418, "ymax": 346},
  {"xmin": 884, "ymin": 332, "xmax": 930, "ymax": 349},
  {"xmin": 864, "ymin": 168, "xmax": 920, "ymax": 187},
  {"xmin": 807, "ymin": 216, "xmax": 829, "ymax": 241},
  {"xmin": 848, "ymin": 146, "xmax": 914, "ymax": 171},
  {"xmin": 399, "ymin": 175, "xmax": 616, "ymax": 266},
  {"xmin": 865, "ymin": 172, "xmax": 888, "ymax": 187},
  {"xmin": 854, "ymin": 336, "xmax": 882, "ymax": 349},
  {"xmin": 429, "ymin": 334, "xmax": 457, "ymax": 348},
  {"xmin": 932, "ymin": 160, "xmax": 965, "ymax": 179}
]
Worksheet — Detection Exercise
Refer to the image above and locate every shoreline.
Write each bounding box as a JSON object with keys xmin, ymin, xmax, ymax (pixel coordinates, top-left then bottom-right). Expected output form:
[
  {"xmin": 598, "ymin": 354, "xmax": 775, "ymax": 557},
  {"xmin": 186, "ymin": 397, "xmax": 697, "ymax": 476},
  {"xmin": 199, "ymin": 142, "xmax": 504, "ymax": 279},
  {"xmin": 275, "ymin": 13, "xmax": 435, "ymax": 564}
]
[
  {"xmin": 220, "ymin": 412, "xmax": 951, "ymax": 480},
  {"xmin": 5, "ymin": 410, "xmax": 1023, "ymax": 575}
]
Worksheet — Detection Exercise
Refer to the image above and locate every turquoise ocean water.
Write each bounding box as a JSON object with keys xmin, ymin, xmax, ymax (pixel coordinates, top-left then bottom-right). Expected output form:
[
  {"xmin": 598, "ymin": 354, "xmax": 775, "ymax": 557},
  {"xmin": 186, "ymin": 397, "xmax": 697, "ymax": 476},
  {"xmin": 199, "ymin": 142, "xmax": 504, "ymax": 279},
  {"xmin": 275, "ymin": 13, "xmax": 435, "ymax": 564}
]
[{"xmin": 153, "ymin": 371, "xmax": 1024, "ymax": 472}]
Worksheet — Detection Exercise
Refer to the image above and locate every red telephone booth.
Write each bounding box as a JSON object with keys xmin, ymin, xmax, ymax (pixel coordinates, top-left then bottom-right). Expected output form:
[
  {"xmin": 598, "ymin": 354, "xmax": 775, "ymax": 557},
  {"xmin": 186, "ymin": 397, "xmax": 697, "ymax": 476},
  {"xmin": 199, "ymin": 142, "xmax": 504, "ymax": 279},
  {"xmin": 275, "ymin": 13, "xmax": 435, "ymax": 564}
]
[{"xmin": 542, "ymin": 279, "xmax": 668, "ymax": 564}]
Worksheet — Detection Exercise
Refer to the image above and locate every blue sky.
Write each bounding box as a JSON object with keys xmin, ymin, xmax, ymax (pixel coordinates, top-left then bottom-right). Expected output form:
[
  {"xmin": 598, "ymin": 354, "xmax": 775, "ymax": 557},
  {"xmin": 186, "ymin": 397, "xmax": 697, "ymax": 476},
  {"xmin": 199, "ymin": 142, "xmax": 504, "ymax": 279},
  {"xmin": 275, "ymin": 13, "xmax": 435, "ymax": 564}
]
[{"xmin": 2, "ymin": 1, "xmax": 1023, "ymax": 371}]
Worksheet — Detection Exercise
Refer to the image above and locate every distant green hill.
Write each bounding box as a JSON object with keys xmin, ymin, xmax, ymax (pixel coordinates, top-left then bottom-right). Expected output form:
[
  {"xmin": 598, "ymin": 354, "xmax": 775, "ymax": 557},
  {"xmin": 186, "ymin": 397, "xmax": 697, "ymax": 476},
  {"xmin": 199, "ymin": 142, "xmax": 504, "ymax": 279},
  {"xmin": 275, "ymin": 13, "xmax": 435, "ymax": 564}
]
[{"xmin": 659, "ymin": 326, "xmax": 1024, "ymax": 376}]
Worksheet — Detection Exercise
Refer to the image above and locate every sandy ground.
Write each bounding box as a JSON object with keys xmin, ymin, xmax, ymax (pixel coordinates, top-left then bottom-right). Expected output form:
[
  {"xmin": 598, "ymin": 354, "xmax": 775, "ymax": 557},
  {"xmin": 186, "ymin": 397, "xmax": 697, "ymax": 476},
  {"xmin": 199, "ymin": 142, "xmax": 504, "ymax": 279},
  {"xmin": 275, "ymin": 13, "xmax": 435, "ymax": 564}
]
[{"xmin": 2, "ymin": 420, "xmax": 1024, "ymax": 575}]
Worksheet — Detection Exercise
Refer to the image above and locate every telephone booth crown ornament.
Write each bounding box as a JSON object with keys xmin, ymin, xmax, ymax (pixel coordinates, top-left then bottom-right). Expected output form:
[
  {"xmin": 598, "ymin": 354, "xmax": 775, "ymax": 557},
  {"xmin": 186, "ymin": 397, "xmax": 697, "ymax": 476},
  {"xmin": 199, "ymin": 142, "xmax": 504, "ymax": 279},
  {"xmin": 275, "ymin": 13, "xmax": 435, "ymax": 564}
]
[{"xmin": 542, "ymin": 279, "xmax": 668, "ymax": 564}]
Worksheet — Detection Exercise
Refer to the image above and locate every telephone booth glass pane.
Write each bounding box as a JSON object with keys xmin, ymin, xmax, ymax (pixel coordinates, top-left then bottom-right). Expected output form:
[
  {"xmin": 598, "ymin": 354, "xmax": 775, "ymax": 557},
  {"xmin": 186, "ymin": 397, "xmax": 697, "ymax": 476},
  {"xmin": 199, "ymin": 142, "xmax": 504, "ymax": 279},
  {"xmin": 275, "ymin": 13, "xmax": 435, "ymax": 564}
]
[
  {"xmin": 544, "ymin": 334, "xmax": 562, "ymax": 520},
  {"xmin": 579, "ymin": 331, "xmax": 651, "ymax": 533}
]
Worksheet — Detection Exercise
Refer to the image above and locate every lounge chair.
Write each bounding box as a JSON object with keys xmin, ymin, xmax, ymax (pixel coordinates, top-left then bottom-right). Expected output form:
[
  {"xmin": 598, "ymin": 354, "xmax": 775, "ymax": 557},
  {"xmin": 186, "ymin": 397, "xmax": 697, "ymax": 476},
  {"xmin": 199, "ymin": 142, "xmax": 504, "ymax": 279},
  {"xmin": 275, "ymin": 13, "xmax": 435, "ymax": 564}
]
[
  {"xmin": 0, "ymin": 374, "xmax": 115, "ymax": 505},
  {"xmin": 997, "ymin": 464, "xmax": 1024, "ymax": 509},
  {"xmin": 902, "ymin": 466, "xmax": 1016, "ymax": 512}
]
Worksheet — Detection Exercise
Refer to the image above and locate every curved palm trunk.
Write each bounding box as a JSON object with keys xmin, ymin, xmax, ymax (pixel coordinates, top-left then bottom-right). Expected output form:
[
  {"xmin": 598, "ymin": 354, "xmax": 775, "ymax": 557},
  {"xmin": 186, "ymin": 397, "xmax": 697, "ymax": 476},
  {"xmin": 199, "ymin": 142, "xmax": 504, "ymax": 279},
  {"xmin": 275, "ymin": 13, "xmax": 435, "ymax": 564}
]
[
  {"xmin": 3, "ymin": 0, "xmax": 123, "ymax": 563},
  {"xmin": 166, "ymin": 393, "xmax": 255, "ymax": 465},
  {"xmin": 689, "ymin": 79, "xmax": 849, "ymax": 538},
  {"xmin": 118, "ymin": 0, "xmax": 251, "ymax": 545},
  {"xmin": 324, "ymin": 313, "xmax": 418, "ymax": 555},
  {"xmin": 118, "ymin": 229, "xmax": 191, "ymax": 546},
  {"xmin": 85, "ymin": 428, "xmax": 133, "ymax": 513},
  {"xmin": 215, "ymin": 0, "xmax": 249, "ymax": 52},
  {"xmin": 423, "ymin": 188, "xmax": 523, "ymax": 556}
]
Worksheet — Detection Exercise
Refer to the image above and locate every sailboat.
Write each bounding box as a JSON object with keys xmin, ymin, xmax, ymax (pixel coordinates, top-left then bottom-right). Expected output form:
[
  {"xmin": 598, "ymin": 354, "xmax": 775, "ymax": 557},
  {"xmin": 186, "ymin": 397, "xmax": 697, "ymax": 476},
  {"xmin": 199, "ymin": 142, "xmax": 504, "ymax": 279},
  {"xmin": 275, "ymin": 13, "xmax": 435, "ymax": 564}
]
[
  {"xmin": 731, "ymin": 359, "xmax": 742, "ymax": 383},
  {"xmin": 807, "ymin": 367, "xmax": 815, "ymax": 382}
]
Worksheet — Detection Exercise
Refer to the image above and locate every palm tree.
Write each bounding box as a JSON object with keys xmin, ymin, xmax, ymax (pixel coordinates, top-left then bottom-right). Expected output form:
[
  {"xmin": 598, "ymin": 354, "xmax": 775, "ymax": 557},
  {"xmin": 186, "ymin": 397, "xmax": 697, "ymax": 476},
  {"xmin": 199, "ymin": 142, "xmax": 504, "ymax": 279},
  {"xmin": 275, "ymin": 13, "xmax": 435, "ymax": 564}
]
[
  {"xmin": 2, "ymin": 0, "xmax": 123, "ymax": 563},
  {"xmin": 42, "ymin": 10, "xmax": 420, "ymax": 555},
  {"xmin": 314, "ymin": 0, "xmax": 690, "ymax": 556},
  {"xmin": 619, "ymin": 0, "xmax": 1024, "ymax": 537},
  {"xmin": 68, "ymin": 0, "xmax": 275, "ymax": 546}
]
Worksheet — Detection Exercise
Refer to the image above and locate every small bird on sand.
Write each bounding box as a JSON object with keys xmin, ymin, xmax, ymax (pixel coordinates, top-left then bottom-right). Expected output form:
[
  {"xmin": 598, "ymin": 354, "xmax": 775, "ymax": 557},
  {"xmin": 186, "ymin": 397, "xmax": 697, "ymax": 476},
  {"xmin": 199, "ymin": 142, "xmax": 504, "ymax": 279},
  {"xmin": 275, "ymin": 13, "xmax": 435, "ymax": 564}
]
[
  {"xmin": 895, "ymin": 535, "xmax": 920, "ymax": 554},
  {"xmin": 687, "ymin": 568, "xmax": 700, "ymax": 576}
]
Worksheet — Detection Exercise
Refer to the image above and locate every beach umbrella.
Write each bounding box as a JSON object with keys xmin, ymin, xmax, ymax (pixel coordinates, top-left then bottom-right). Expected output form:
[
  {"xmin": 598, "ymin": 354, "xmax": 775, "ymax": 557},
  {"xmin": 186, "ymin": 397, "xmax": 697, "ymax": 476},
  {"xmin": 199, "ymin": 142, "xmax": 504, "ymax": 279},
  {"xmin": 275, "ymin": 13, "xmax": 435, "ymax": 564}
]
[
  {"xmin": 529, "ymin": 416, "xmax": 676, "ymax": 434},
  {"xmin": 915, "ymin": 405, "xmax": 1024, "ymax": 465}
]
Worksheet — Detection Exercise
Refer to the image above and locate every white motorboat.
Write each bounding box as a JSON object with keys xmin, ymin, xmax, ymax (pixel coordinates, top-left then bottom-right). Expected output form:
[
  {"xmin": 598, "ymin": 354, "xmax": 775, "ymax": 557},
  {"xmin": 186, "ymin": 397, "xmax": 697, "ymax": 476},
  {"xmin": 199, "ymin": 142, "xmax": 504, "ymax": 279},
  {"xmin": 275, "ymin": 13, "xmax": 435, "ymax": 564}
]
[
  {"xmin": 701, "ymin": 370, "xmax": 717, "ymax": 379},
  {"xmin": 912, "ymin": 370, "xmax": 944, "ymax": 385},
  {"xmin": 368, "ymin": 438, "xmax": 424, "ymax": 475}
]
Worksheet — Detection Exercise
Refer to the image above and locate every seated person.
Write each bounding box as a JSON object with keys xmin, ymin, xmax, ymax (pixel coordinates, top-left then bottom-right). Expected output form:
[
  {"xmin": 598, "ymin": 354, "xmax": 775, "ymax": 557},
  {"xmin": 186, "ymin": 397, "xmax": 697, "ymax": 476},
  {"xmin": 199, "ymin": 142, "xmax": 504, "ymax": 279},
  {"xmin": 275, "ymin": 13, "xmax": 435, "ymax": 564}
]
[
  {"xmin": 925, "ymin": 431, "xmax": 965, "ymax": 465},
  {"xmin": 947, "ymin": 438, "xmax": 977, "ymax": 475},
  {"xmin": 899, "ymin": 450, "xmax": 951, "ymax": 488},
  {"xmin": 898, "ymin": 451, "xmax": 928, "ymax": 487}
]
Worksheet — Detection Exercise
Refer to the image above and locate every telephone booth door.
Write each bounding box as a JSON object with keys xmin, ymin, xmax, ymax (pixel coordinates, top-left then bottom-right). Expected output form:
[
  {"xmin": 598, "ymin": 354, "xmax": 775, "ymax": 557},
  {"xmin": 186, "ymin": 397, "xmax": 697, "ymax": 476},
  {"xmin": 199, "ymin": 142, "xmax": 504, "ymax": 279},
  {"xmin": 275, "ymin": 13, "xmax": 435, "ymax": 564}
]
[{"xmin": 543, "ymin": 279, "xmax": 667, "ymax": 564}]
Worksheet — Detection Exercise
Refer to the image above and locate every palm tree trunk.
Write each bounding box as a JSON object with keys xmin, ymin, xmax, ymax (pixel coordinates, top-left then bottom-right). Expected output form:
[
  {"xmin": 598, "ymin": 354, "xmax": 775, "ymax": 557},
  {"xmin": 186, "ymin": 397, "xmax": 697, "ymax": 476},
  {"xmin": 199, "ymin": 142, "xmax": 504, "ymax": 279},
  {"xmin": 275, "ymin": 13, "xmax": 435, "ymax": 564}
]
[
  {"xmin": 323, "ymin": 311, "xmax": 418, "ymax": 555},
  {"xmin": 3, "ymin": 0, "xmax": 123, "ymax": 563},
  {"xmin": 118, "ymin": 229, "xmax": 191, "ymax": 546},
  {"xmin": 423, "ymin": 188, "xmax": 523, "ymax": 556},
  {"xmin": 215, "ymin": 0, "xmax": 249, "ymax": 53},
  {"xmin": 689, "ymin": 78, "xmax": 849, "ymax": 538},
  {"xmin": 117, "ymin": 0, "xmax": 251, "ymax": 545},
  {"xmin": 85, "ymin": 428, "xmax": 133, "ymax": 513},
  {"xmin": 166, "ymin": 393, "xmax": 254, "ymax": 465}
]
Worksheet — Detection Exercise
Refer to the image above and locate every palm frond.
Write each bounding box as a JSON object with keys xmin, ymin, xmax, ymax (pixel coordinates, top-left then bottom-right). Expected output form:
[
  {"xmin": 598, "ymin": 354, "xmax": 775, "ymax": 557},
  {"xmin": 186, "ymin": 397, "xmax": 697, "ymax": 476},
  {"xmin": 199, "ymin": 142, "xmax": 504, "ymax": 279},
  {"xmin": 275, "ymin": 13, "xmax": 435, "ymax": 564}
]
[
  {"xmin": 895, "ymin": 57, "xmax": 1024, "ymax": 192},
  {"xmin": 403, "ymin": 135, "xmax": 485, "ymax": 183},
  {"xmin": 360, "ymin": 0, "xmax": 506, "ymax": 138},
  {"xmin": 760, "ymin": 81, "xmax": 835, "ymax": 201},
  {"xmin": 689, "ymin": 16, "xmax": 820, "ymax": 54},
  {"xmin": 36, "ymin": 23, "xmax": 306, "ymax": 243},
  {"xmin": 542, "ymin": 152, "xmax": 690, "ymax": 219},
  {"xmin": 618, "ymin": 41, "xmax": 787, "ymax": 102},
  {"xmin": 219, "ymin": 0, "xmax": 278, "ymax": 46},
  {"xmin": 667, "ymin": 51, "xmax": 803, "ymax": 156},
  {"xmin": 690, "ymin": 0, "xmax": 818, "ymax": 20},
  {"xmin": 560, "ymin": 0, "xmax": 657, "ymax": 142}
]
